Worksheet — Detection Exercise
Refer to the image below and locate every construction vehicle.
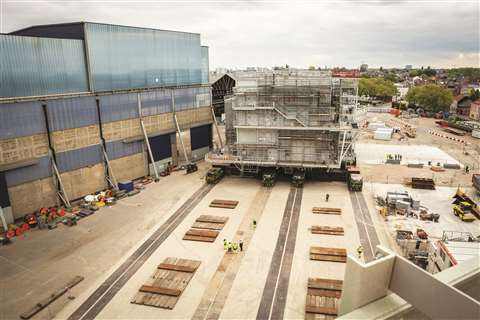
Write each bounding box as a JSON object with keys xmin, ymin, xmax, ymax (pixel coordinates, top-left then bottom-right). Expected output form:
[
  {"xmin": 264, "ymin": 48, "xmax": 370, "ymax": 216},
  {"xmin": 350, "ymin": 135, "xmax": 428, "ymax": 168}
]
[
  {"xmin": 185, "ymin": 162, "xmax": 198, "ymax": 174},
  {"xmin": 292, "ymin": 171, "xmax": 305, "ymax": 188},
  {"xmin": 206, "ymin": 167, "xmax": 224, "ymax": 184},
  {"xmin": 262, "ymin": 169, "xmax": 277, "ymax": 187},
  {"xmin": 347, "ymin": 166, "xmax": 363, "ymax": 191},
  {"xmin": 452, "ymin": 188, "xmax": 480, "ymax": 220},
  {"xmin": 453, "ymin": 202, "xmax": 476, "ymax": 222}
]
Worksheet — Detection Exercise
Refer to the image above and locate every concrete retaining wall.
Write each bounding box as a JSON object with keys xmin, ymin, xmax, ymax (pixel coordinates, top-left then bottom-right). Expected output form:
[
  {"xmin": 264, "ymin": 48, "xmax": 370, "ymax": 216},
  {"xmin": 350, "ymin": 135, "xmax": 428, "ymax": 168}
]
[{"xmin": 7, "ymin": 177, "xmax": 57, "ymax": 218}]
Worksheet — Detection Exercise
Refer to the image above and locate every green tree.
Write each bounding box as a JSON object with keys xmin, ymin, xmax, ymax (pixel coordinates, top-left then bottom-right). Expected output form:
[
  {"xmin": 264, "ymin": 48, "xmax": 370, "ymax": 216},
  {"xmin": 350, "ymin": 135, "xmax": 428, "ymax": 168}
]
[
  {"xmin": 448, "ymin": 68, "xmax": 480, "ymax": 82},
  {"xmin": 469, "ymin": 88, "xmax": 480, "ymax": 101},
  {"xmin": 384, "ymin": 72, "xmax": 398, "ymax": 83},
  {"xmin": 359, "ymin": 77, "xmax": 398, "ymax": 99},
  {"xmin": 405, "ymin": 84, "xmax": 453, "ymax": 112}
]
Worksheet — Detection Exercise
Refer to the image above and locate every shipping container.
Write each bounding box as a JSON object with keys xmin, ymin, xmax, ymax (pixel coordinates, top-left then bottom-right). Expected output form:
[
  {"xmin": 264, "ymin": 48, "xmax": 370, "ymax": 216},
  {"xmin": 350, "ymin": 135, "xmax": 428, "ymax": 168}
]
[
  {"xmin": 0, "ymin": 34, "xmax": 89, "ymax": 98},
  {"xmin": 472, "ymin": 129, "xmax": 480, "ymax": 139}
]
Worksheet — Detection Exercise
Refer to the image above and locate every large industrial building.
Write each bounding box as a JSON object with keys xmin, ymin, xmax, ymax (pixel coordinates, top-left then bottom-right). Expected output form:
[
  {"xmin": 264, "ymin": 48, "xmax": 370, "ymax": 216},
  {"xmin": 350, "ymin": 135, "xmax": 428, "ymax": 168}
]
[
  {"xmin": 0, "ymin": 22, "xmax": 213, "ymax": 221},
  {"xmin": 208, "ymin": 70, "xmax": 364, "ymax": 178}
]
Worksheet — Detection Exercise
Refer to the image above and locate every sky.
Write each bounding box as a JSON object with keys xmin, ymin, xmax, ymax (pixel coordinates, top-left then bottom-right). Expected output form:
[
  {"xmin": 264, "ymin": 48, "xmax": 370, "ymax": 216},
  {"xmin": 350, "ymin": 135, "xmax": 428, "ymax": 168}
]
[{"xmin": 1, "ymin": 0, "xmax": 479, "ymax": 69}]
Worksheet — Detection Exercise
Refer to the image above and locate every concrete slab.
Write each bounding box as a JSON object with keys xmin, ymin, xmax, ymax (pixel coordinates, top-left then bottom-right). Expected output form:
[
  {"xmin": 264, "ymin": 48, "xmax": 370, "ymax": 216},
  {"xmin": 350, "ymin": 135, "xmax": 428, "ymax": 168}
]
[
  {"xmin": 219, "ymin": 183, "xmax": 291, "ymax": 319},
  {"xmin": 284, "ymin": 182, "xmax": 363, "ymax": 319},
  {"xmin": 75, "ymin": 177, "xmax": 262, "ymax": 319},
  {"xmin": 356, "ymin": 143, "xmax": 461, "ymax": 166}
]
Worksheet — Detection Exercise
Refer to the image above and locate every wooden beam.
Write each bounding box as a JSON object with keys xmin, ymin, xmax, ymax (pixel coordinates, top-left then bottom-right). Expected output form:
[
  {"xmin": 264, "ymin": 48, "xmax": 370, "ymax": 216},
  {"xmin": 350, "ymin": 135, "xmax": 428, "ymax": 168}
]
[
  {"xmin": 157, "ymin": 263, "xmax": 198, "ymax": 273},
  {"xmin": 139, "ymin": 285, "xmax": 181, "ymax": 297}
]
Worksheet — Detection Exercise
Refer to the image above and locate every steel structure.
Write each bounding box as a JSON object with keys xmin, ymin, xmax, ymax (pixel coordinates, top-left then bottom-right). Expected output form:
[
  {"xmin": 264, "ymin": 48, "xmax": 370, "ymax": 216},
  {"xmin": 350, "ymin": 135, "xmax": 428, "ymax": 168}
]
[{"xmin": 207, "ymin": 70, "xmax": 361, "ymax": 172}]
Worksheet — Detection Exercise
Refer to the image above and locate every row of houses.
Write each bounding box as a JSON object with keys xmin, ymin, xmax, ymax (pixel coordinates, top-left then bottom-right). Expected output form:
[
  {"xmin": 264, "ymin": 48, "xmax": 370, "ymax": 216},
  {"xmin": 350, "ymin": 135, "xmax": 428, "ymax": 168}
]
[{"xmin": 450, "ymin": 95, "xmax": 480, "ymax": 120}]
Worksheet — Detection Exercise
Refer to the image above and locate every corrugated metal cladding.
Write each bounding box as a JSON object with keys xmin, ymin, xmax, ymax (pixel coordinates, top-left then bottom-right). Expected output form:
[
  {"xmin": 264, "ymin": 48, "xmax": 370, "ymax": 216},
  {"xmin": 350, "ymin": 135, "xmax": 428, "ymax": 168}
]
[
  {"xmin": 0, "ymin": 101, "xmax": 46, "ymax": 138},
  {"xmin": 46, "ymin": 96, "xmax": 98, "ymax": 131},
  {"xmin": 56, "ymin": 144, "xmax": 102, "ymax": 173},
  {"xmin": 85, "ymin": 23, "xmax": 202, "ymax": 92},
  {"xmin": 5, "ymin": 156, "xmax": 51, "ymax": 187},
  {"xmin": 201, "ymin": 46, "xmax": 209, "ymax": 84},
  {"xmin": 190, "ymin": 124, "xmax": 212, "ymax": 150},
  {"xmin": 140, "ymin": 89, "xmax": 172, "ymax": 116},
  {"xmin": 98, "ymin": 92, "xmax": 139, "ymax": 122},
  {"xmin": 105, "ymin": 140, "xmax": 143, "ymax": 160},
  {"xmin": 0, "ymin": 34, "xmax": 89, "ymax": 98},
  {"xmin": 174, "ymin": 87, "xmax": 211, "ymax": 111}
]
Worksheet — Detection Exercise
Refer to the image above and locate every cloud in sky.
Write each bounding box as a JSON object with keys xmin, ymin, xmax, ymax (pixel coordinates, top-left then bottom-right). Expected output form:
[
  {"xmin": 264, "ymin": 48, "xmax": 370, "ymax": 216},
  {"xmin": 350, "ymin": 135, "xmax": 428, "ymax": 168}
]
[{"xmin": 1, "ymin": 0, "xmax": 479, "ymax": 69}]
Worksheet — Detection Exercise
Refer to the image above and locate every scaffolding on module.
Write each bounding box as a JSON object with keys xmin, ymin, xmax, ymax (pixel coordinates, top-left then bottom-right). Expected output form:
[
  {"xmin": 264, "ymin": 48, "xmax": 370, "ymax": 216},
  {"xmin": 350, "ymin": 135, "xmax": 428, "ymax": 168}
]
[{"xmin": 207, "ymin": 70, "xmax": 363, "ymax": 172}]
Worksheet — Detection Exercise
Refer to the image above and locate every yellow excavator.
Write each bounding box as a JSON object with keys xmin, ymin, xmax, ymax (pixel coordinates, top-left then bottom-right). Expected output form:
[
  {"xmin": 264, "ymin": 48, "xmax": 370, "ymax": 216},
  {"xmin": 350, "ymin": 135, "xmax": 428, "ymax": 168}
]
[{"xmin": 452, "ymin": 189, "xmax": 479, "ymax": 222}]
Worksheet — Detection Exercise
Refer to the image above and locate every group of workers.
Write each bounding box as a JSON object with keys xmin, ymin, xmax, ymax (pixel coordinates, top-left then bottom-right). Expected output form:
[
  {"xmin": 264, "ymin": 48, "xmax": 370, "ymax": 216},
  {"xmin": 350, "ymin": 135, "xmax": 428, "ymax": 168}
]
[
  {"xmin": 386, "ymin": 153, "xmax": 403, "ymax": 161},
  {"xmin": 223, "ymin": 238, "xmax": 244, "ymax": 253}
]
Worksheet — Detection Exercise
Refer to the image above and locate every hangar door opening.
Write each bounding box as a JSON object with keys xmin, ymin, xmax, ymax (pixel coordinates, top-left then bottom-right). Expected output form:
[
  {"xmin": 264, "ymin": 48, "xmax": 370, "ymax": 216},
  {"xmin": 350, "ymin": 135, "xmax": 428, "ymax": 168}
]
[
  {"xmin": 190, "ymin": 124, "xmax": 212, "ymax": 161},
  {"xmin": 147, "ymin": 133, "xmax": 176, "ymax": 172}
]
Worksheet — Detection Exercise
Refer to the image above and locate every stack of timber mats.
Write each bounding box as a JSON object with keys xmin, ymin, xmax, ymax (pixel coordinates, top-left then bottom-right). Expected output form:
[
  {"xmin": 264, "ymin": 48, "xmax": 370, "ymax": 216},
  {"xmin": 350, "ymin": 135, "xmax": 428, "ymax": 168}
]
[
  {"xmin": 306, "ymin": 206, "xmax": 347, "ymax": 319},
  {"xmin": 132, "ymin": 257, "xmax": 201, "ymax": 309},
  {"xmin": 183, "ymin": 215, "xmax": 229, "ymax": 242}
]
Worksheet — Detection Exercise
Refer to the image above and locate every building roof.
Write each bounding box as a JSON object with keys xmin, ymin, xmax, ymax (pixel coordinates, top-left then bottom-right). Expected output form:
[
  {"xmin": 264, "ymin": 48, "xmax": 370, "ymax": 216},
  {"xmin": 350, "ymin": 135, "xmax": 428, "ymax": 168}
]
[
  {"xmin": 444, "ymin": 241, "xmax": 480, "ymax": 265},
  {"xmin": 10, "ymin": 21, "xmax": 200, "ymax": 36},
  {"xmin": 453, "ymin": 95, "xmax": 470, "ymax": 103}
]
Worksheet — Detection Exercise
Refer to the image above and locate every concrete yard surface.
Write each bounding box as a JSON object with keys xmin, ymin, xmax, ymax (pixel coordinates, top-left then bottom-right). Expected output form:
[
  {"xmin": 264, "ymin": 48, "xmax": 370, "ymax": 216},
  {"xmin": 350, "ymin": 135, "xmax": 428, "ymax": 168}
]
[
  {"xmin": 356, "ymin": 143, "xmax": 461, "ymax": 166},
  {"xmin": 1, "ymin": 170, "xmax": 389, "ymax": 320}
]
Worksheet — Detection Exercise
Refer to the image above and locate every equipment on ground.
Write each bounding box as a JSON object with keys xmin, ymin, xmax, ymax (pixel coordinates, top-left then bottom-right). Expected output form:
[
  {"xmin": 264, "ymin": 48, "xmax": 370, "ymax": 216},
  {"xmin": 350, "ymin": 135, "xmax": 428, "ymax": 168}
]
[
  {"xmin": 186, "ymin": 163, "xmax": 198, "ymax": 174},
  {"xmin": 453, "ymin": 189, "xmax": 480, "ymax": 220},
  {"xmin": 206, "ymin": 167, "xmax": 224, "ymax": 184},
  {"xmin": 262, "ymin": 169, "xmax": 277, "ymax": 187},
  {"xmin": 347, "ymin": 166, "xmax": 363, "ymax": 191},
  {"xmin": 292, "ymin": 171, "xmax": 305, "ymax": 188},
  {"xmin": 453, "ymin": 202, "xmax": 476, "ymax": 222}
]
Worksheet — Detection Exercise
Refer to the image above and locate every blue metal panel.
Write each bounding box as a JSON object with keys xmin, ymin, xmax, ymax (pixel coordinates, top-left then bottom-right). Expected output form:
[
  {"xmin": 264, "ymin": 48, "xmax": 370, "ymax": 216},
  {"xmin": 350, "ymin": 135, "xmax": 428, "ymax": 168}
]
[
  {"xmin": 105, "ymin": 140, "xmax": 143, "ymax": 160},
  {"xmin": 0, "ymin": 101, "xmax": 46, "ymax": 138},
  {"xmin": 5, "ymin": 156, "xmax": 52, "ymax": 187},
  {"xmin": 140, "ymin": 89, "xmax": 172, "ymax": 116},
  {"xmin": 98, "ymin": 92, "xmax": 139, "ymax": 122},
  {"xmin": 201, "ymin": 46, "xmax": 209, "ymax": 84},
  {"xmin": 46, "ymin": 96, "xmax": 98, "ymax": 131},
  {"xmin": 84, "ymin": 23, "xmax": 202, "ymax": 92},
  {"xmin": 0, "ymin": 34, "xmax": 89, "ymax": 98},
  {"xmin": 56, "ymin": 144, "xmax": 102, "ymax": 173},
  {"xmin": 174, "ymin": 88, "xmax": 196, "ymax": 111}
]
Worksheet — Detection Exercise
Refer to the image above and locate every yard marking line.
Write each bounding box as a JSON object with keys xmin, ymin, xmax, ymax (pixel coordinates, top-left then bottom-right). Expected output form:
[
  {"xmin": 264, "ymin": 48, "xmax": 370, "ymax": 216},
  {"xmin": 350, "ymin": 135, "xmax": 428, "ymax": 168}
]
[
  {"xmin": 355, "ymin": 191, "xmax": 375, "ymax": 260},
  {"xmin": 270, "ymin": 187, "xmax": 303, "ymax": 320},
  {"xmin": 256, "ymin": 186, "xmax": 296, "ymax": 320},
  {"xmin": 68, "ymin": 184, "xmax": 212, "ymax": 320},
  {"xmin": 268, "ymin": 187, "xmax": 298, "ymax": 320}
]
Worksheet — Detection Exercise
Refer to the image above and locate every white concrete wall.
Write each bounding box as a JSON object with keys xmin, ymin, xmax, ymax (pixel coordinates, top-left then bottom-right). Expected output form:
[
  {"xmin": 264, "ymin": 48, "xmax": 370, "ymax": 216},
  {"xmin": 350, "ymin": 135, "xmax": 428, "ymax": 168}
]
[{"xmin": 338, "ymin": 246, "xmax": 396, "ymax": 316}]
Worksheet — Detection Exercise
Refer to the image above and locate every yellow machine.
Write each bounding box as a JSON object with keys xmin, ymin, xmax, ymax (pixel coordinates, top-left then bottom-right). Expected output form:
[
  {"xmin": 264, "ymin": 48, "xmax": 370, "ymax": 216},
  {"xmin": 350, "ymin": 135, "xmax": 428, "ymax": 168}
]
[
  {"xmin": 452, "ymin": 189, "xmax": 479, "ymax": 222},
  {"xmin": 453, "ymin": 202, "xmax": 476, "ymax": 222}
]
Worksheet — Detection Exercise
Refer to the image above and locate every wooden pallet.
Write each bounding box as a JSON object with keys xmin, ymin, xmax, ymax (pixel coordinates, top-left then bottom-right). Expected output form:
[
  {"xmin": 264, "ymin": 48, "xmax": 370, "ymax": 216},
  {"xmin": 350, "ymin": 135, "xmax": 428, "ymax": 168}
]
[
  {"xmin": 312, "ymin": 207, "xmax": 342, "ymax": 215},
  {"xmin": 183, "ymin": 228, "xmax": 219, "ymax": 242},
  {"xmin": 131, "ymin": 257, "xmax": 201, "ymax": 309},
  {"xmin": 310, "ymin": 226, "xmax": 344, "ymax": 236},
  {"xmin": 310, "ymin": 246, "xmax": 347, "ymax": 263},
  {"xmin": 411, "ymin": 178, "xmax": 435, "ymax": 190},
  {"xmin": 183, "ymin": 215, "xmax": 228, "ymax": 242},
  {"xmin": 209, "ymin": 199, "xmax": 239, "ymax": 209},
  {"xmin": 305, "ymin": 278, "xmax": 343, "ymax": 319}
]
